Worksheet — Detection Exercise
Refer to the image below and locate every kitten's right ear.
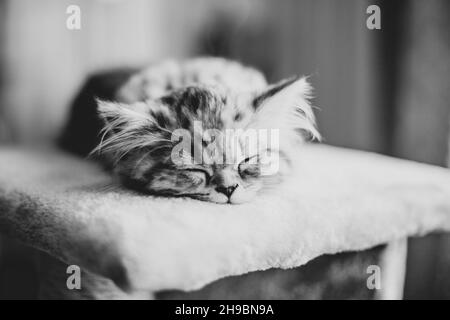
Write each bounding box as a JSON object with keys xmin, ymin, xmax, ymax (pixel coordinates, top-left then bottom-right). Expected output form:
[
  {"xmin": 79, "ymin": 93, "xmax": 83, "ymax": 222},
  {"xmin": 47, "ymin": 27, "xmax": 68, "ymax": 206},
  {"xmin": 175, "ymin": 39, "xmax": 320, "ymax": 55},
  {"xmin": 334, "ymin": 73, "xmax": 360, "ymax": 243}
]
[
  {"xmin": 92, "ymin": 99, "xmax": 168, "ymax": 158},
  {"xmin": 96, "ymin": 99, "xmax": 151, "ymax": 128}
]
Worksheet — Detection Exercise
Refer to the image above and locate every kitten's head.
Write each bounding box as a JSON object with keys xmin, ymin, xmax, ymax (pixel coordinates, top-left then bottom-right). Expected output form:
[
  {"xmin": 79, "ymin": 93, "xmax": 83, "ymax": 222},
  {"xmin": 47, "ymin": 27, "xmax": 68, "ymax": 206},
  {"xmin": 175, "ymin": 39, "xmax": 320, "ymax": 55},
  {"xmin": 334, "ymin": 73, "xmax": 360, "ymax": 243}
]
[{"xmin": 93, "ymin": 77, "xmax": 320, "ymax": 204}]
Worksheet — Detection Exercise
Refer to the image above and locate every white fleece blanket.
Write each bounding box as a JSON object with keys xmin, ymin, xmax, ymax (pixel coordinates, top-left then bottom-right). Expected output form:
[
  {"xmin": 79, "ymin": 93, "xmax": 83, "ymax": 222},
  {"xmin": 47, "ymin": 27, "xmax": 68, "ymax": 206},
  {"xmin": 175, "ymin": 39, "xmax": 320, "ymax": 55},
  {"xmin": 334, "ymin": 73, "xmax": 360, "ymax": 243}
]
[{"xmin": 0, "ymin": 145, "xmax": 450, "ymax": 293}]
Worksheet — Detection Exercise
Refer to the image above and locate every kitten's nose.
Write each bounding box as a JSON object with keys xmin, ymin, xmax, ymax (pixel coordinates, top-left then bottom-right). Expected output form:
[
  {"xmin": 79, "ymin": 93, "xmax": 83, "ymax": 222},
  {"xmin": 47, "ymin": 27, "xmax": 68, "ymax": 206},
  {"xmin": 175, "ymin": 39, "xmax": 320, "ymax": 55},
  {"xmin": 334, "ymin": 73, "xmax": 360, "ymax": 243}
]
[{"xmin": 215, "ymin": 184, "xmax": 238, "ymax": 198}]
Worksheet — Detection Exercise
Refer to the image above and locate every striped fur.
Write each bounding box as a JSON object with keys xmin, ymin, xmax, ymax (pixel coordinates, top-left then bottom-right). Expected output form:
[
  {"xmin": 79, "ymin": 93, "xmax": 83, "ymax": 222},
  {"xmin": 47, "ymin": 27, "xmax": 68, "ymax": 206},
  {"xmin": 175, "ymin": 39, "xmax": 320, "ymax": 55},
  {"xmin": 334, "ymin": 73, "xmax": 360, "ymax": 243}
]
[{"xmin": 93, "ymin": 58, "xmax": 320, "ymax": 204}]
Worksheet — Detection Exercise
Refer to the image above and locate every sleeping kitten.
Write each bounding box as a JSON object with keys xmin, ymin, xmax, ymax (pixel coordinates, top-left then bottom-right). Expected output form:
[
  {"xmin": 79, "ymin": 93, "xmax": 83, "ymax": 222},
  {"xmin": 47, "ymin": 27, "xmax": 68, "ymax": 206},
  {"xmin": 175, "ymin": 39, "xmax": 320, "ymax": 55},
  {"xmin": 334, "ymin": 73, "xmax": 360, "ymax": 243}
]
[{"xmin": 63, "ymin": 58, "xmax": 320, "ymax": 204}]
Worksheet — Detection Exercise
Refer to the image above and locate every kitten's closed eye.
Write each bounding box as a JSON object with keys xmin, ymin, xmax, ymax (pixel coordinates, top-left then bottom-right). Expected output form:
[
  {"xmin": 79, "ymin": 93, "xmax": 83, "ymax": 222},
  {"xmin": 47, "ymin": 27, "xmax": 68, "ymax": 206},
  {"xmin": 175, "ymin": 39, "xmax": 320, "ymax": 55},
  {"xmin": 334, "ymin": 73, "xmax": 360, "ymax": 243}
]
[
  {"xmin": 183, "ymin": 168, "xmax": 211, "ymax": 184},
  {"xmin": 238, "ymin": 156, "xmax": 261, "ymax": 178}
]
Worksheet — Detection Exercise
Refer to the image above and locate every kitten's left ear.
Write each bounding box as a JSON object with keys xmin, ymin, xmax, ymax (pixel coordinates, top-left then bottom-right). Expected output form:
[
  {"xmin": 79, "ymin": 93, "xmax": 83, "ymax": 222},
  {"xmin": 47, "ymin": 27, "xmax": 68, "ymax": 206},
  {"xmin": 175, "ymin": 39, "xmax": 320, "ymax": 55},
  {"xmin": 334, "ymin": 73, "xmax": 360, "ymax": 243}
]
[{"xmin": 250, "ymin": 77, "xmax": 321, "ymax": 141}]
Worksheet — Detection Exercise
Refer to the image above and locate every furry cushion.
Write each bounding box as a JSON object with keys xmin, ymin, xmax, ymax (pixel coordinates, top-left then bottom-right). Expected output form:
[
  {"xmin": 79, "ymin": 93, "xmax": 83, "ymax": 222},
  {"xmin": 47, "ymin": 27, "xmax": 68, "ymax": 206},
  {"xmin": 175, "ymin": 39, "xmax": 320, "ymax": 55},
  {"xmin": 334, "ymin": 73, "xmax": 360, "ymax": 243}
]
[{"xmin": 0, "ymin": 144, "xmax": 449, "ymax": 294}]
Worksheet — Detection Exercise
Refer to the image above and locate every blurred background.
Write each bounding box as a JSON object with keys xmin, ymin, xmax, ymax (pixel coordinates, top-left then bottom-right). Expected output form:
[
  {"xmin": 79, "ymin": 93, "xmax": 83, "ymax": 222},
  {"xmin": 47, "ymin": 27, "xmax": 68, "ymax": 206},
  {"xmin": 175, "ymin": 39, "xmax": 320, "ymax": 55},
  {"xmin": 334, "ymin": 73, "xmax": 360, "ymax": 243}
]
[{"xmin": 0, "ymin": 0, "xmax": 449, "ymax": 299}]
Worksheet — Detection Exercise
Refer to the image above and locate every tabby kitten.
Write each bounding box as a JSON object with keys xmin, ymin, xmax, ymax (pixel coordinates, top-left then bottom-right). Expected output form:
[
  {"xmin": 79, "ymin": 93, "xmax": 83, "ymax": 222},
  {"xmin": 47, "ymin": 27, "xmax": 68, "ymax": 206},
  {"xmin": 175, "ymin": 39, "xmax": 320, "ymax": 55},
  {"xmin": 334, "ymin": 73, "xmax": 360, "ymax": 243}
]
[{"xmin": 91, "ymin": 58, "xmax": 320, "ymax": 204}]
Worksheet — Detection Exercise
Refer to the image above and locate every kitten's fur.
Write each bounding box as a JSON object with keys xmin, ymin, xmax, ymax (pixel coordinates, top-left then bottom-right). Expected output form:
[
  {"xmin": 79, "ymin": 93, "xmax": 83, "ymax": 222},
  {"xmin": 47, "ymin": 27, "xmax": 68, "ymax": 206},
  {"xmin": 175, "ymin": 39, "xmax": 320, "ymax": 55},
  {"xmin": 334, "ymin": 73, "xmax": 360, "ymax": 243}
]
[{"xmin": 61, "ymin": 58, "xmax": 320, "ymax": 204}]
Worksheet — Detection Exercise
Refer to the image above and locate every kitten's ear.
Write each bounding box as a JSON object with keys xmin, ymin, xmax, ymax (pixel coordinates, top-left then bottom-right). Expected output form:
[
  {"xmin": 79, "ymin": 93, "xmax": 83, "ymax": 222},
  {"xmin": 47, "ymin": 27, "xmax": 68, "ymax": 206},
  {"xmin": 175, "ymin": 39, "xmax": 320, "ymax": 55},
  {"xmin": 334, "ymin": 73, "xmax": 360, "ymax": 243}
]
[
  {"xmin": 92, "ymin": 99, "xmax": 172, "ymax": 158},
  {"xmin": 96, "ymin": 99, "xmax": 151, "ymax": 128},
  {"xmin": 250, "ymin": 77, "xmax": 321, "ymax": 141}
]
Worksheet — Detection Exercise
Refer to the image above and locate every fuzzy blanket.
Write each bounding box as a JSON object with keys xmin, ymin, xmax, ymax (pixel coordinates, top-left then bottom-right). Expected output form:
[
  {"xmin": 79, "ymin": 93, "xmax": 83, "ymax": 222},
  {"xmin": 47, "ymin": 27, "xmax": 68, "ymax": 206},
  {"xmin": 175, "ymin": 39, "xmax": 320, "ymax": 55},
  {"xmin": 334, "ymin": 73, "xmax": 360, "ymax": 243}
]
[{"xmin": 0, "ymin": 144, "xmax": 449, "ymax": 294}]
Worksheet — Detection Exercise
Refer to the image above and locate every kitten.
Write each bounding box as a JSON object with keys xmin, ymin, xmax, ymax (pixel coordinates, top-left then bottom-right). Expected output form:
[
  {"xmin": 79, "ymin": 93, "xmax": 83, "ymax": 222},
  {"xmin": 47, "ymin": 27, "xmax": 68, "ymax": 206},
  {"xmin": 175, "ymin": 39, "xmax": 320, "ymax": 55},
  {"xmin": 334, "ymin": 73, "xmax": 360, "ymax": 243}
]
[{"xmin": 66, "ymin": 58, "xmax": 320, "ymax": 204}]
